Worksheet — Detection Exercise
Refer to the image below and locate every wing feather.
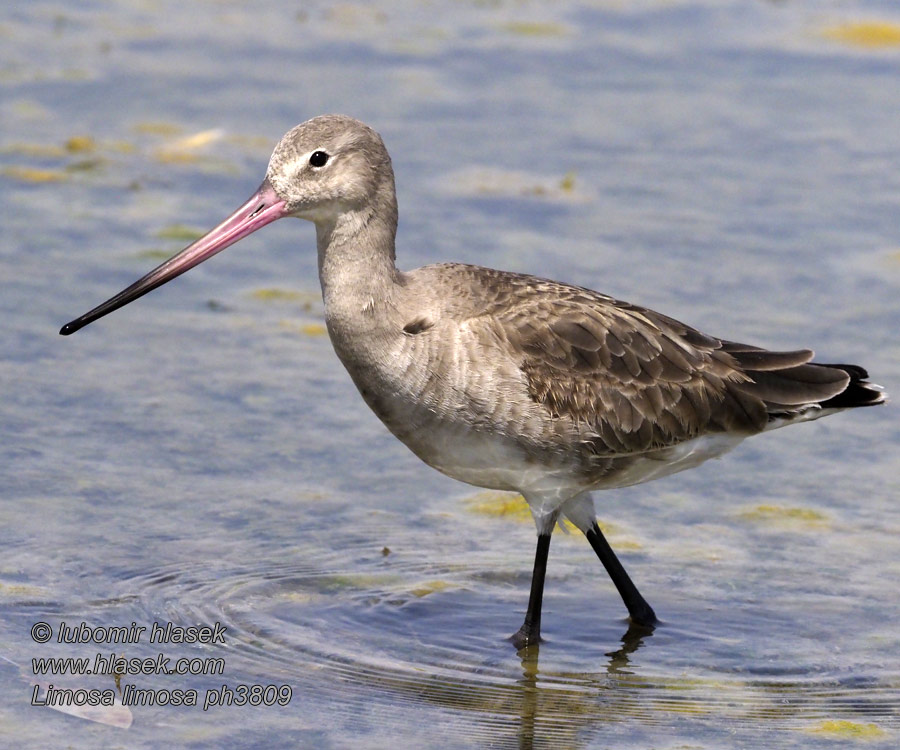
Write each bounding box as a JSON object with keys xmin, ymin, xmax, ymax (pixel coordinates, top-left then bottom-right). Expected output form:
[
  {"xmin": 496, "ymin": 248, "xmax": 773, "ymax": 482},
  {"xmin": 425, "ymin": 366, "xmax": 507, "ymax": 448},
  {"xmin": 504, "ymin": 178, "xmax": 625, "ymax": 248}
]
[
  {"xmin": 415, "ymin": 264, "xmax": 880, "ymax": 458},
  {"xmin": 471, "ymin": 272, "xmax": 851, "ymax": 455}
]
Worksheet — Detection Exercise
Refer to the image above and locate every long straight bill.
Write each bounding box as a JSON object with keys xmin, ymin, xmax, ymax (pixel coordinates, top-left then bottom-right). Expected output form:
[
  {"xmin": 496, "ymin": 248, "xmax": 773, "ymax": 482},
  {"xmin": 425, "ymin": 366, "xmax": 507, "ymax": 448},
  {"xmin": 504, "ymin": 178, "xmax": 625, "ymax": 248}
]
[{"xmin": 60, "ymin": 180, "xmax": 287, "ymax": 335}]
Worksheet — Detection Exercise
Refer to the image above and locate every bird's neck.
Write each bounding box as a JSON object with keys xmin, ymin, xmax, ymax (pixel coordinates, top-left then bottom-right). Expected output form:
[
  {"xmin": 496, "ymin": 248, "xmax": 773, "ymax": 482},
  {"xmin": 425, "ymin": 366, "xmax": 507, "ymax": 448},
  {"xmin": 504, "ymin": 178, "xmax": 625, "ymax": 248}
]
[{"xmin": 315, "ymin": 193, "xmax": 402, "ymax": 336}]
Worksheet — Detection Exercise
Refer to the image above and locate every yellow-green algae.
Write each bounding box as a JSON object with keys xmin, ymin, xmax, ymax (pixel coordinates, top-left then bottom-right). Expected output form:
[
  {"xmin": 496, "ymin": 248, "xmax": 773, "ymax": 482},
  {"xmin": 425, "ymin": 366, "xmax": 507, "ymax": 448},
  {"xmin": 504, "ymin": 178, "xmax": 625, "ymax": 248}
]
[
  {"xmin": 317, "ymin": 573, "xmax": 399, "ymax": 591},
  {"xmin": 1, "ymin": 166, "xmax": 68, "ymax": 183},
  {"xmin": 0, "ymin": 580, "xmax": 47, "ymax": 598},
  {"xmin": 502, "ymin": 21, "xmax": 569, "ymax": 37},
  {"xmin": 823, "ymin": 22, "xmax": 900, "ymax": 48},
  {"xmin": 137, "ymin": 249, "xmax": 178, "ymax": 261},
  {"xmin": 559, "ymin": 171, "xmax": 577, "ymax": 193},
  {"xmin": 2, "ymin": 142, "xmax": 67, "ymax": 158},
  {"xmin": 463, "ymin": 490, "xmax": 533, "ymax": 522},
  {"xmin": 805, "ymin": 719, "xmax": 886, "ymax": 739},
  {"xmin": 299, "ymin": 323, "xmax": 328, "ymax": 337},
  {"xmin": 252, "ymin": 288, "xmax": 321, "ymax": 313},
  {"xmin": 738, "ymin": 504, "xmax": 829, "ymax": 525},
  {"xmin": 155, "ymin": 224, "xmax": 206, "ymax": 242},
  {"xmin": 153, "ymin": 129, "xmax": 224, "ymax": 164},
  {"xmin": 462, "ymin": 490, "xmax": 642, "ymax": 548},
  {"xmin": 251, "ymin": 288, "xmax": 308, "ymax": 302},
  {"xmin": 277, "ymin": 320, "xmax": 328, "ymax": 337},
  {"xmin": 64, "ymin": 135, "xmax": 97, "ymax": 153},
  {"xmin": 409, "ymin": 580, "xmax": 456, "ymax": 598},
  {"xmin": 445, "ymin": 167, "xmax": 588, "ymax": 203}
]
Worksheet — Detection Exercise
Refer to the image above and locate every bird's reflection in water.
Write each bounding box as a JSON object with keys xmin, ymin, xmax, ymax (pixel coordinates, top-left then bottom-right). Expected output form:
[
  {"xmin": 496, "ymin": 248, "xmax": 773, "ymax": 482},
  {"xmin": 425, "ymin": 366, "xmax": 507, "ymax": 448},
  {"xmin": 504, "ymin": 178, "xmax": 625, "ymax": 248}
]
[
  {"xmin": 514, "ymin": 621, "xmax": 656, "ymax": 750},
  {"xmin": 605, "ymin": 621, "xmax": 656, "ymax": 674}
]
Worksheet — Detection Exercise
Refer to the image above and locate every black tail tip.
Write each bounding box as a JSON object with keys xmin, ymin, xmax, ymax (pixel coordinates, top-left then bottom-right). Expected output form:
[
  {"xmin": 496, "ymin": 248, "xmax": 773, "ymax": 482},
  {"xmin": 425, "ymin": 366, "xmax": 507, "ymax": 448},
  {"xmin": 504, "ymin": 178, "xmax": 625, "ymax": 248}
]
[{"xmin": 818, "ymin": 363, "xmax": 887, "ymax": 409}]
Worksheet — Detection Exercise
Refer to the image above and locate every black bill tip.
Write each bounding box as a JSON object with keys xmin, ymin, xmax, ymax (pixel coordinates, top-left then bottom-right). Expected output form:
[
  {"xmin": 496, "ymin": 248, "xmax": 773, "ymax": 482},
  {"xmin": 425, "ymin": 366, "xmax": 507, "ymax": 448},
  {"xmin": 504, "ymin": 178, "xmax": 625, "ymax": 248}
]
[{"xmin": 59, "ymin": 320, "xmax": 84, "ymax": 336}]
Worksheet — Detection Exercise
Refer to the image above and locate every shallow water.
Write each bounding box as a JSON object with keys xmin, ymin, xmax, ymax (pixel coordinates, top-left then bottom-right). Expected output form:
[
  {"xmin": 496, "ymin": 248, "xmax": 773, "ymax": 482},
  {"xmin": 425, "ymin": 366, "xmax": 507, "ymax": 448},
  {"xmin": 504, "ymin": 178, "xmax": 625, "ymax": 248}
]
[{"xmin": 2, "ymin": 0, "xmax": 900, "ymax": 747}]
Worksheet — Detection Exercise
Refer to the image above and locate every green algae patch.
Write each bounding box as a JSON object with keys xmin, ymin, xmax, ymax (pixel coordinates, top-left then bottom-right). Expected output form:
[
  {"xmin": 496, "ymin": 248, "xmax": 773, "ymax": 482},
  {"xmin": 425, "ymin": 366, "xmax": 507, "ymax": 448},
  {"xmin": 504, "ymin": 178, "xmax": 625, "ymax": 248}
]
[
  {"xmin": 805, "ymin": 719, "xmax": 886, "ymax": 739},
  {"xmin": 2, "ymin": 135, "xmax": 124, "ymax": 183},
  {"xmin": 737, "ymin": 504, "xmax": 829, "ymax": 526},
  {"xmin": 65, "ymin": 157, "xmax": 106, "ymax": 174},
  {"xmin": 317, "ymin": 573, "xmax": 399, "ymax": 592},
  {"xmin": 2, "ymin": 142, "xmax": 67, "ymax": 158},
  {"xmin": 65, "ymin": 135, "xmax": 97, "ymax": 153},
  {"xmin": 462, "ymin": 491, "xmax": 591, "ymax": 535},
  {"xmin": 409, "ymin": 579, "xmax": 456, "ymax": 598},
  {"xmin": 251, "ymin": 288, "xmax": 307, "ymax": 303},
  {"xmin": 1, "ymin": 166, "xmax": 68, "ymax": 183},
  {"xmin": 155, "ymin": 224, "xmax": 206, "ymax": 242},
  {"xmin": 443, "ymin": 167, "xmax": 591, "ymax": 203},
  {"xmin": 823, "ymin": 22, "xmax": 900, "ymax": 48},
  {"xmin": 464, "ymin": 491, "xmax": 532, "ymax": 522},
  {"xmin": 153, "ymin": 130, "xmax": 224, "ymax": 164},
  {"xmin": 503, "ymin": 21, "xmax": 569, "ymax": 37},
  {"xmin": 0, "ymin": 580, "xmax": 47, "ymax": 598},
  {"xmin": 252, "ymin": 288, "xmax": 320, "ymax": 313},
  {"xmin": 299, "ymin": 323, "xmax": 328, "ymax": 337},
  {"xmin": 137, "ymin": 248, "xmax": 177, "ymax": 261},
  {"xmin": 278, "ymin": 320, "xmax": 328, "ymax": 337}
]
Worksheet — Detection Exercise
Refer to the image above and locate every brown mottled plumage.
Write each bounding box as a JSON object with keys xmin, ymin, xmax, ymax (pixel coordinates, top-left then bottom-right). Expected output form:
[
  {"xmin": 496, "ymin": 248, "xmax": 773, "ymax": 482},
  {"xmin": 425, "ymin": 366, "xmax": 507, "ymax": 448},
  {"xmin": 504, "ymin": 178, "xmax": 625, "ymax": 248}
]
[{"xmin": 61, "ymin": 115, "xmax": 886, "ymax": 648}]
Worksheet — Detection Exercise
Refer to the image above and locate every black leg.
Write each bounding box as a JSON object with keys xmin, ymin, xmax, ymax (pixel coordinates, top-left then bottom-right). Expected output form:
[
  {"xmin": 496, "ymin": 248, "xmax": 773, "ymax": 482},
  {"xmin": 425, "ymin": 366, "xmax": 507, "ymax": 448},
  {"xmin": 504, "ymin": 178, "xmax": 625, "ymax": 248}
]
[
  {"xmin": 585, "ymin": 521, "xmax": 657, "ymax": 627},
  {"xmin": 510, "ymin": 532, "xmax": 552, "ymax": 649}
]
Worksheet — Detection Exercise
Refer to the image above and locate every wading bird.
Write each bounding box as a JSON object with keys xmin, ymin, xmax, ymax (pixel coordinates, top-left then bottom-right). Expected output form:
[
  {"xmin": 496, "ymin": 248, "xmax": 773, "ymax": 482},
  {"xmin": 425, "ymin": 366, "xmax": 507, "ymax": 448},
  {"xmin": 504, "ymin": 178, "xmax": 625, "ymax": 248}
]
[{"xmin": 61, "ymin": 116, "xmax": 885, "ymax": 648}]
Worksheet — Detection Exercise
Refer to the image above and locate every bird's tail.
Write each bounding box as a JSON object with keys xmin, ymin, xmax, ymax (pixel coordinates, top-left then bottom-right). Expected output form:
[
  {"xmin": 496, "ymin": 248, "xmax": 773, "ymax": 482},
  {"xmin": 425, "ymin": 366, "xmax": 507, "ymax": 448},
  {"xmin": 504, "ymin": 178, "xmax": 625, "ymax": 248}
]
[
  {"xmin": 813, "ymin": 363, "xmax": 886, "ymax": 410},
  {"xmin": 722, "ymin": 343, "xmax": 886, "ymax": 422}
]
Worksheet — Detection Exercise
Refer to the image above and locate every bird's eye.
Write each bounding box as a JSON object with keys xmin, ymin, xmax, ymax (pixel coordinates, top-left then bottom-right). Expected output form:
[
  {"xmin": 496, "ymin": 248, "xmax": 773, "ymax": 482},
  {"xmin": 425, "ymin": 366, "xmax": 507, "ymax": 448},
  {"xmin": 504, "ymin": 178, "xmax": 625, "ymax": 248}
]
[{"xmin": 309, "ymin": 151, "xmax": 330, "ymax": 168}]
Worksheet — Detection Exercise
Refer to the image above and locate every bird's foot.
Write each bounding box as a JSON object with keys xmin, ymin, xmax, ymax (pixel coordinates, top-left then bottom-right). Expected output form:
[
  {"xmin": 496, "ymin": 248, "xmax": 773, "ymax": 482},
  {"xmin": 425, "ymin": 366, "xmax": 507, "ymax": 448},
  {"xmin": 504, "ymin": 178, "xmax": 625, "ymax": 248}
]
[
  {"xmin": 627, "ymin": 602, "xmax": 658, "ymax": 629},
  {"xmin": 509, "ymin": 624, "xmax": 542, "ymax": 650}
]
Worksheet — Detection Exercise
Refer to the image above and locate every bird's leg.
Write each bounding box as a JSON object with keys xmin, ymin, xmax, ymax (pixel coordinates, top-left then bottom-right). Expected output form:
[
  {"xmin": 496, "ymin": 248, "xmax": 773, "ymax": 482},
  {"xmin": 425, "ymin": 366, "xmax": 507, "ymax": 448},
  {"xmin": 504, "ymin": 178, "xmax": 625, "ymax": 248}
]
[
  {"xmin": 585, "ymin": 522, "xmax": 657, "ymax": 627},
  {"xmin": 510, "ymin": 531, "xmax": 552, "ymax": 649}
]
